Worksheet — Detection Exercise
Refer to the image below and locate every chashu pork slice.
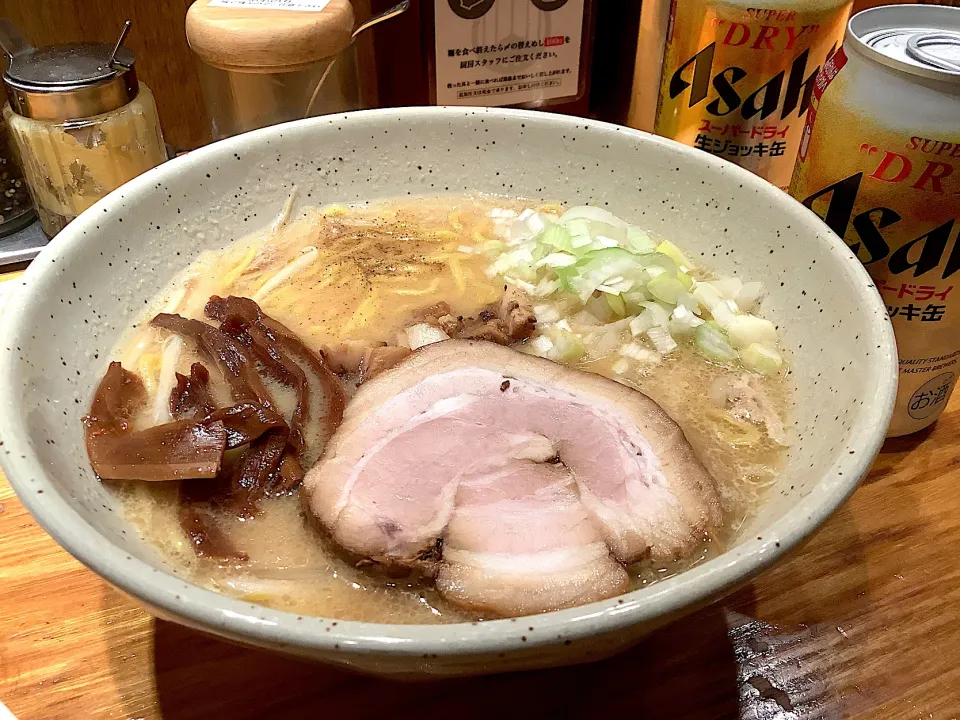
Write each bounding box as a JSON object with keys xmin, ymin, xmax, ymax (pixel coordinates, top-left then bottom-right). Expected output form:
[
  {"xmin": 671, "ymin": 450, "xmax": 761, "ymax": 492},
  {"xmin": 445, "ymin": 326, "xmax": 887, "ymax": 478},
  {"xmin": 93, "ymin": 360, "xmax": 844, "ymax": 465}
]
[{"xmin": 303, "ymin": 340, "xmax": 720, "ymax": 616}]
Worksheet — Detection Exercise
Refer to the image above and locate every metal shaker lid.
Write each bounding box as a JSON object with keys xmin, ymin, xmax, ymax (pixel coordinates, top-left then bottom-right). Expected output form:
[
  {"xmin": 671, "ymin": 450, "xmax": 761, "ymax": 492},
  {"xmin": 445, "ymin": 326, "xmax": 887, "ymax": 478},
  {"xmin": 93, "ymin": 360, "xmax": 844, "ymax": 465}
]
[{"xmin": 0, "ymin": 20, "xmax": 140, "ymax": 122}]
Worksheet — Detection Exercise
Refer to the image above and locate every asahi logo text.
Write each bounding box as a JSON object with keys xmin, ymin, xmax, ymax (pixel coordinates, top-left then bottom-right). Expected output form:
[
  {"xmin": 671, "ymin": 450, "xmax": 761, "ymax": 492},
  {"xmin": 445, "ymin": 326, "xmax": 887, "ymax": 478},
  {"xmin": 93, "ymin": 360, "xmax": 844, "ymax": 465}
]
[
  {"xmin": 801, "ymin": 169, "xmax": 960, "ymax": 280},
  {"xmin": 668, "ymin": 42, "xmax": 828, "ymax": 121}
]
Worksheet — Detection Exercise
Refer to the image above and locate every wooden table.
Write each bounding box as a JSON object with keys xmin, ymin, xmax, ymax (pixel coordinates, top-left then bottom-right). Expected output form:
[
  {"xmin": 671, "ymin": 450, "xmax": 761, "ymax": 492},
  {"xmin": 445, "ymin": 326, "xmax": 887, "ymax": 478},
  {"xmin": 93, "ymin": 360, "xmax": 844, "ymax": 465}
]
[{"xmin": 1, "ymin": 270, "xmax": 959, "ymax": 720}]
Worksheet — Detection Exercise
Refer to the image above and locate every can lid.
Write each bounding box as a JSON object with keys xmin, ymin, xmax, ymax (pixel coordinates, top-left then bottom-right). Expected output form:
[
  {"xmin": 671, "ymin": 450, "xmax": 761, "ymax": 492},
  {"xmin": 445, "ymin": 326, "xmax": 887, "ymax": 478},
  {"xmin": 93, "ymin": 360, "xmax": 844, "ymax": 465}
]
[
  {"xmin": 186, "ymin": 0, "xmax": 355, "ymax": 73},
  {"xmin": 851, "ymin": 5, "xmax": 960, "ymax": 83}
]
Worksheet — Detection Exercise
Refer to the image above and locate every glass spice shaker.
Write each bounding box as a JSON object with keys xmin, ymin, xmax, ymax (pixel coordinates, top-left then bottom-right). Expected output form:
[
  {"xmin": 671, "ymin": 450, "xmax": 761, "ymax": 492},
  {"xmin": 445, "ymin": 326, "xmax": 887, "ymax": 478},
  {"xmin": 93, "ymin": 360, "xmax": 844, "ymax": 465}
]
[
  {"xmin": 0, "ymin": 21, "xmax": 167, "ymax": 238},
  {"xmin": 0, "ymin": 105, "xmax": 35, "ymax": 237}
]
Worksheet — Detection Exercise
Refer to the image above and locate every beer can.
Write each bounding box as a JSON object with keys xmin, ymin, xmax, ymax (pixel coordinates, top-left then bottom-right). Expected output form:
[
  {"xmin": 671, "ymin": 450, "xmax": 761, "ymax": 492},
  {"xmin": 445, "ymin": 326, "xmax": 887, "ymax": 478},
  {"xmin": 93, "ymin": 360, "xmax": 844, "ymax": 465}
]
[
  {"xmin": 654, "ymin": 0, "xmax": 853, "ymax": 190},
  {"xmin": 790, "ymin": 4, "xmax": 960, "ymax": 436}
]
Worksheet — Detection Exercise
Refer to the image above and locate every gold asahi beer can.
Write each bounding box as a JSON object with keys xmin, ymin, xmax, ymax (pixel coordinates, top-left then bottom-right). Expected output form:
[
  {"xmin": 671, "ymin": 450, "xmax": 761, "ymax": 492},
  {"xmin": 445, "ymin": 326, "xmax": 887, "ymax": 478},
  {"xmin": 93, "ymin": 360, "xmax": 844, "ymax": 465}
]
[
  {"xmin": 790, "ymin": 4, "xmax": 960, "ymax": 436},
  {"xmin": 654, "ymin": 0, "xmax": 853, "ymax": 189}
]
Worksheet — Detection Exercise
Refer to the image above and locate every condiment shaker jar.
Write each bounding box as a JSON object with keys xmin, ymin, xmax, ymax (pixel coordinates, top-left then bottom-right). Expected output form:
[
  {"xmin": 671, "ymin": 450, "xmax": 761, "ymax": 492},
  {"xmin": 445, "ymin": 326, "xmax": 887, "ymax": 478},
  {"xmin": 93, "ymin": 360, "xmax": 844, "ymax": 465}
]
[
  {"xmin": 0, "ymin": 106, "xmax": 35, "ymax": 237},
  {"xmin": 0, "ymin": 21, "xmax": 167, "ymax": 238},
  {"xmin": 186, "ymin": 0, "xmax": 363, "ymax": 140}
]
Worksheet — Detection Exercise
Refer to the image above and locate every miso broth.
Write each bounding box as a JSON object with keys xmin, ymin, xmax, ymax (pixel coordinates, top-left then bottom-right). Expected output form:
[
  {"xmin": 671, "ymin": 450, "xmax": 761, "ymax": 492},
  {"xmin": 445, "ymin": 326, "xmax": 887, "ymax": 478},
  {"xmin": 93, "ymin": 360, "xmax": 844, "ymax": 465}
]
[{"xmin": 106, "ymin": 195, "xmax": 791, "ymax": 623}]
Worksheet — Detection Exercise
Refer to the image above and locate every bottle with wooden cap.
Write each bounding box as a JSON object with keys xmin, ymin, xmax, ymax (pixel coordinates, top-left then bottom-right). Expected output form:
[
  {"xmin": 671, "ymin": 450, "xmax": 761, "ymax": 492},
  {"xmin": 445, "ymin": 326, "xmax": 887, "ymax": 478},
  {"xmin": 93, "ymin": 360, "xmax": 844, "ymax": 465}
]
[
  {"xmin": 186, "ymin": 0, "xmax": 363, "ymax": 140},
  {"xmin": 0, "ymin": 20, "xmax": 167, "ymax": 238}
]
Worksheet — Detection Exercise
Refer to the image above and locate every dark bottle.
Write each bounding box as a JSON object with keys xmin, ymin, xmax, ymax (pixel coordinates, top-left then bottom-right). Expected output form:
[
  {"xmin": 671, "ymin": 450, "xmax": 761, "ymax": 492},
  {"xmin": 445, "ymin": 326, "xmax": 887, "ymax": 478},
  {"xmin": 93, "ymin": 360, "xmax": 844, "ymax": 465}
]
[{"xmin": 369, "ymin": 0, "xmax": 598, "ymax": 117}]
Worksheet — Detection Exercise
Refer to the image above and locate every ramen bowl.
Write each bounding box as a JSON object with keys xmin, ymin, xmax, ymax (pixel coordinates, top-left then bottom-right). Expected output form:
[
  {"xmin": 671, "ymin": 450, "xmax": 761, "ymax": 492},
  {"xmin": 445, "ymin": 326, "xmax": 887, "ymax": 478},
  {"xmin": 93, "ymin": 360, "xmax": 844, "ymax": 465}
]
[{"xmin": 0, "ymin": 107, "xmax": 896, "ymax": 677}]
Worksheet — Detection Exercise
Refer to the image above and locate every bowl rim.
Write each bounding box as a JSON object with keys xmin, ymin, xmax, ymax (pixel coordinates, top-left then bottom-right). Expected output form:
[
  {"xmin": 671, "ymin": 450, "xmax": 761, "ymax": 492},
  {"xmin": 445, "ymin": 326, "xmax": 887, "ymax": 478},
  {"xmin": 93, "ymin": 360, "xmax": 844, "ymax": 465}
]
[{"xmin": 0, "ymin": 106, "xmax": 898, "ymax": 656}]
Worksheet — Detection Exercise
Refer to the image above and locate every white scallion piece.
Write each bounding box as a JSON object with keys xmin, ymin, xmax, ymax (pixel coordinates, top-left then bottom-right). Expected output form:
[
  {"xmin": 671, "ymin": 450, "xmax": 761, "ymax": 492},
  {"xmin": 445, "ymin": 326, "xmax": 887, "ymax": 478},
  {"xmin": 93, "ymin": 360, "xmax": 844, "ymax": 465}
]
[
  {"xmin": 530, "ymin": 277, "xmax": 560, "ymax": 297},
  {"xmin": 646, "ymin": 326, "xmax": 678, "ymax": 355},
  {"xmin": 533, "ymin": 304, "xmax": 562, "ymax": 323},
  {"xmin": 406, "ymin": 323, "xmax": 449, "ymax": 350},
  {"xmin": 693, "ymin": 282, "xmax": 725, "ymax": 312},
  {"xmin": 640, "ymin": 302, "xmax": 671, "ymax": 328},
  {"xmin": 559, "ymin": 205, "xmax": 629, "ymax": 228},
  {"xmin": 669, "ymin": 304, "xmax": 705, "ymax": 336},
  {"xmin": 503, "ymin": 276, "xmax": 538, "ymax": 294},
  {"xmin": 484, "ymin": 203, "xmax": 784, "ymax": 373},
  {"xmin": 620, "ymin": 342, "xmax": 662, "ymax": 363},
  {"xmin": 741, "ymin": 343, "xmax": 783, "ymax": 374},
  {"xmin": 630, "ymin": 313, "xmax": 654, "ymax": 337},
  {"xmin": 726, "ymin": 314, "xmax": 779, "ymax": 349},
  {"xmin": 536, "ymin": 252, "xmax": 578, "ymax": 269},
  {"xmin": 712, "ymin": 277, "xmax": 743, "ymax": 301},
  {"xmin": 529, "ymin": 335, "xmax": 555, "ymax": 357},
  {"xmin": 737, "ymin": 281, "xmax": 764, "ymax": 311},
  {"xmin": 694, "ymin": 323, "xmax": 738, "ymax": 363},
  {"xmin": 710, "ymin": 300, "xmax": 737, "ymax": 328}
]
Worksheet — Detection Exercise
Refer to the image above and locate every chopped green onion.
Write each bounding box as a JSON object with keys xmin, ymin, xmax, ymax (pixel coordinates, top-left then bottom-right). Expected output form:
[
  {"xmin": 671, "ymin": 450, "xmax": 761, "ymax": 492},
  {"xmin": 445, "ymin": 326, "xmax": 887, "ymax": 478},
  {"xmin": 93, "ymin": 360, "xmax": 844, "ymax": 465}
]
[
  {"xmin": 627, "ymin": 226, "xmax": 657, "ymax": 254},
  {"xmin": 504, "ymin": 276, "xmax": 537, "ymax": 294},
  {"xmin": 741, "ymin": 343, "xmax": 783, "ymax": 374},
  {"xmin": 710, "ymin": 300, "xmax": 738, "ymax": 328},
  {"xmin": 559, "ymin": 205, "xmax": 629, "ymax": 228},
  {"xmin": 533, "ymin": 304, "xmax": 562, "ymax": 323},
  {"xmin": 737, "ymin": 281, "xmax": 764, "ymax": 311},
  {"xmin": 669, "ymin": 304, "xmax": 705, "ymax": 336},
  {"xmin": 712, "ymin": 276, "xmax": 743, "ymax": 301},
  {"xmin": 726, "ymin": 314, "xmax": 778, "ymax": 349},
  {"xmin": 656, "ymin": 240, "xmax": 696, "ymax": 270},
  {"xmin": 629, "ymin": 312, "xmax": 653, "ymax": 337},
  {"xmin": 637, "ymin": 252, "xmax": 677, "ymax": 273},
  {"xmin": 539, "ymin": 225, "xmax": 574, "ymax": 253},
  {"xmin": 606, "ymin": 293, "xmax": 627, "ymax": 317},
  {"xmin": 536, "ymin": 252, "xmax": 578, "ymax": 269},
  {"xmin": 486, "ymin": 204, "xmax": 783, "ymax": 374},
  {"xmin": 585, "ymin": 294, "xmax": 616, "ymax": 323},
  {"xmin": 640, "ymin": 301, "xmax": 671, "ymax": 328},
  {"xmin": 694, "ymin": 323, "xmax": 737, "ymax": 363},
  {"xmin": 565, "ymin": 218, "xmax": 593, "ymax": 250},
  {"xmin": 646, "ymin": 326, "xmax": 678, "ymax": 355},
  {"xmin": 622, "ymin": 290, "xmax": 648, "ymax": 314},
  {"xmin": 531, "ymin": 277, "xmax": 560, "ymax": 297},
  {"xmin": 480, "ymin": 239, "xmax": 506, "ymax": 256},
  {"xmin": 590, "ymin": 235, "xmax": 621, "ymax": 251},
  {"xmin": 544, "ymin": 327, "xmax": 586, "ymax": 363},
  {"xmin": 648, "ymin": 275, "xmax": 686, "ymax": 304},
  {"xmin": 693, "ymin": 282, "xmax": 724, "ymax": 311},
  {"xmin": 528, "ymin": 335, "xmax": 554, "ymax": 357}
]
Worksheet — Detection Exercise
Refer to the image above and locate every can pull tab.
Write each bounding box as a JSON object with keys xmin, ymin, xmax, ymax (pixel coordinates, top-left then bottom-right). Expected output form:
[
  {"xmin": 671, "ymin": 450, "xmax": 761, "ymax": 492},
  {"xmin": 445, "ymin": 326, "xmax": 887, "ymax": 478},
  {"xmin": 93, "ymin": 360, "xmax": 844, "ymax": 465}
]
[
  {"xmin": 108, "ymin": 20, "xmax": 134, "ymax": 71},
  {"xmin": 906, "ymin": 31, "xmax": 960, "ymax": 74},
  {"xmin": 0, "ymin": 19, "xmax": 33, "ymax": 62}
]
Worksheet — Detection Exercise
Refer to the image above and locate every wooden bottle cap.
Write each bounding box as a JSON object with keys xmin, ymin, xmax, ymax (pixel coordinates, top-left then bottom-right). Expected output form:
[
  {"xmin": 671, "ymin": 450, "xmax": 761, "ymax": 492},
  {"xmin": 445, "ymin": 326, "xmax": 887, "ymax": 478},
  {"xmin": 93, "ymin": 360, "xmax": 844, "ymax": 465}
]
[{"xmin": 186, "ymin": 0, "xmax": 355, "ymax": 73}]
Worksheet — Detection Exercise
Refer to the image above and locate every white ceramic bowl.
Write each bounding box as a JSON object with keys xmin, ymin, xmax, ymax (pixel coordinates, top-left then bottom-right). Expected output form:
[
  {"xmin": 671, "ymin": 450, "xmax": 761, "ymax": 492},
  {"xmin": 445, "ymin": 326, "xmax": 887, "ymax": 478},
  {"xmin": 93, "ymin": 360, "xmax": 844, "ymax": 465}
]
[{"xmin": 0, "ymin": 108, "xmax": 896, "ymax": 677}]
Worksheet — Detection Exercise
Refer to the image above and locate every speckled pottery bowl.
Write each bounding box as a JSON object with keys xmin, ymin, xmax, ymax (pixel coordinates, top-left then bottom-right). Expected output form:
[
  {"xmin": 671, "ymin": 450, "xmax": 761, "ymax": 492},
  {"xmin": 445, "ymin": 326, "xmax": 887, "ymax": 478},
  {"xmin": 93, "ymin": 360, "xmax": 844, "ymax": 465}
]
[{"xmin": 0, "ymin": 107, "xmax": 896, "ymax": 677}]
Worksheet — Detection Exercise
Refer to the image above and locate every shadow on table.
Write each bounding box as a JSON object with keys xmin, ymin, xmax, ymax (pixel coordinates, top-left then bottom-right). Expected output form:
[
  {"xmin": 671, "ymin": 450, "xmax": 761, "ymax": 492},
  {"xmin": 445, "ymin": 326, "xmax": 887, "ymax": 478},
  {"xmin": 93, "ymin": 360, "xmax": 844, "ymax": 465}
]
[
  {"xmin": 151, "ymin": 602, "xmax": 744, "ymax": 720},
  {"xmin": 114, "ymin": 440, "xmax": 912, "ymax": 720},
  {"xmin": 146, "ymin": 496, "xmax": 885, "ymax": 720}
]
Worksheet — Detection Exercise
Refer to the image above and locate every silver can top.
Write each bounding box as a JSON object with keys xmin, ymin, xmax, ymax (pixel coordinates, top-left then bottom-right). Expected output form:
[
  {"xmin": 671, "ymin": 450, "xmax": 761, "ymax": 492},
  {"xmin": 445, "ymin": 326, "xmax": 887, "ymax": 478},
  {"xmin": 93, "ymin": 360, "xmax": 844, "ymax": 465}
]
[{"xmin": 850, "ymin": 5, "xmax": 960, "ymax": 83}]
